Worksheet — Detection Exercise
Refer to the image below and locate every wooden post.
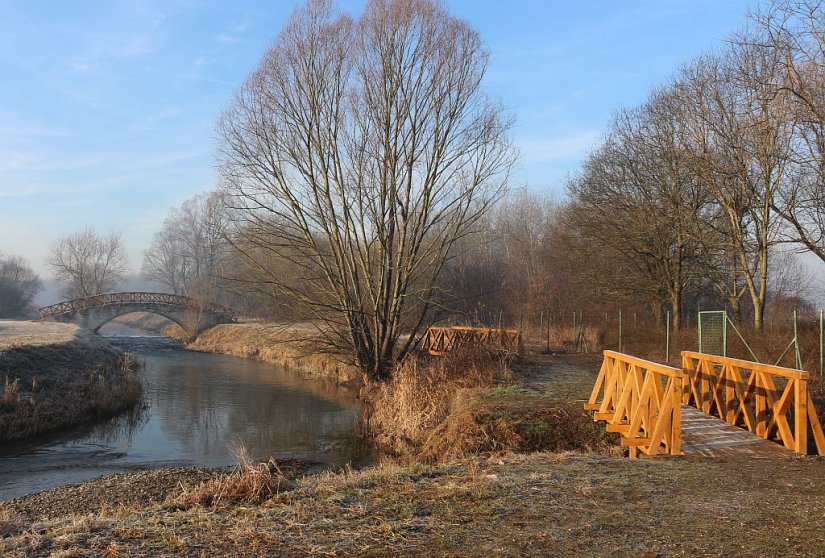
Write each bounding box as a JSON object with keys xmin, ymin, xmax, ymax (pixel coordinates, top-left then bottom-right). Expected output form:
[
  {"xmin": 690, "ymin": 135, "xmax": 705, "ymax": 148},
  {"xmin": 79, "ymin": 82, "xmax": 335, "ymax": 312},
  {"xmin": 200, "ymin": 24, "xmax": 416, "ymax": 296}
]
[
  {"xmin": 796, "ymin": 378, "xmax": 808, "ymax": 455},
  {"xmin": 671, "ymin": 375, "xmax": 682, "ymax": 455}
]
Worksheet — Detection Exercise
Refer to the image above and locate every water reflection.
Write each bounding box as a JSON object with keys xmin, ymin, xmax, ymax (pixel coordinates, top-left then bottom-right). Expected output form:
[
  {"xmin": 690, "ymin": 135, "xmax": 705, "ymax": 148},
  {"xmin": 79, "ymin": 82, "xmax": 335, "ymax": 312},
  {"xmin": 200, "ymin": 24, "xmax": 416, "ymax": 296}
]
[{"xmin": 0, "ymin": 329, "xmax": 372, "ymax": 500}]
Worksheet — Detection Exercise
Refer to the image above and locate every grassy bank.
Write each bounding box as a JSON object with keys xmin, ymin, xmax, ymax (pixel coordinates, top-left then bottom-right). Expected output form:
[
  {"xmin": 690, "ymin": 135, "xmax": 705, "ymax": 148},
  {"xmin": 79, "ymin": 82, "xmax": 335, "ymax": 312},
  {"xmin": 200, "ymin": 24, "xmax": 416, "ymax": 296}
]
[
  {"xmin": 368, "ymin": 349, "xmax": 616, "ymax": 463},
  {"xmin": 190, "ymin": 323, "xmax": 363, "ymax": 386},
  {"xmin": 0, "ymin": 321, "xmax": 142, "ymax": 442},
  {"xmin": 3, "ymin": 449, "xmax": 825, "ymax": 556}
]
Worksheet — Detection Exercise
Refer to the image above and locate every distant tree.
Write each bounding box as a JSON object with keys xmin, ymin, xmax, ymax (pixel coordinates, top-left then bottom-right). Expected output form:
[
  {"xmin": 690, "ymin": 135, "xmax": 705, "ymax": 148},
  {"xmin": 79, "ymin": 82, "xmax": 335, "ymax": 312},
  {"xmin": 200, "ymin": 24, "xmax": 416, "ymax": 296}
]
[
  {"xmin": 45, "ymin": 227, "xmax": 129, "ymax": 298},
  {"xmin": 0, "ymin": 254, "xmax": 42, "ymax": 317},
  {"xmin": 142, "ymin": 191, "xmax": 228, "ymax": 299},
  {"xmin": 217, "ymin": 0, "xmax": 515, "ymax": 379}
]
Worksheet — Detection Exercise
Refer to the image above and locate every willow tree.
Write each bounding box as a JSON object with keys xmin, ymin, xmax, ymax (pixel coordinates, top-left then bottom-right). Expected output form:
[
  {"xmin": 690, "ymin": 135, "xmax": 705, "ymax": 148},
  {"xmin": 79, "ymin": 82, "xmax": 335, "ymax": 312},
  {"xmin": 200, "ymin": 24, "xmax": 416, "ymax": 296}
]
[{"xmin": 217, "ymin": 0, "xmax": 515, "ymax": 380}]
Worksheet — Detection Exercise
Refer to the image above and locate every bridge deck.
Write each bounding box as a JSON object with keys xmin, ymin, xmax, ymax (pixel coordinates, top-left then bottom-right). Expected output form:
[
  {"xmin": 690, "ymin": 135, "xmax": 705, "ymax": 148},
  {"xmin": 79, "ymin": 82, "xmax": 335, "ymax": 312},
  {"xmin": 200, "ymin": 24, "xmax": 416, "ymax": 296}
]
[{"xmin": 680, "ymin": 405, "xmax": 792, "ymax": 458}]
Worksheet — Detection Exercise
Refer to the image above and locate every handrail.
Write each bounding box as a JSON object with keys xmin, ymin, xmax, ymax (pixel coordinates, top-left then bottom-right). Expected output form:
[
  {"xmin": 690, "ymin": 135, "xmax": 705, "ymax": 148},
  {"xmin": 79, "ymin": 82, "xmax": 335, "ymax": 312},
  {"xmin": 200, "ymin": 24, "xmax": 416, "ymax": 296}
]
[
  {"xmin": 585, "ymin": 350, "xmax": 684, "ymax": 457},
  {"xmin": 38, "ymin": 292, "xmax": 238, "ymax": 321},
  {"xmin": 682, "ymin": 351, "xmax": 808, "ymax": 380},
  {"xmin": 681, "ymin": 351, "xmax": 825, "ymax": 455},
  {"xmin": 422, "ymin": 326, "xmax": 523, "ymax": 356}
]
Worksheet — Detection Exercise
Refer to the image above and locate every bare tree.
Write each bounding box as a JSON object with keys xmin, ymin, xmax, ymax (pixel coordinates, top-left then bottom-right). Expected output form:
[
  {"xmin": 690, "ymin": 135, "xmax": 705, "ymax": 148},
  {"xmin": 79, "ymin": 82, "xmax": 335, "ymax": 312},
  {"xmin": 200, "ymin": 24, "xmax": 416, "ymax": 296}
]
[
  {"xmin": 566, "ymin": 86, "xmax": 708, "ymax": 328},
  {"xmin": 746, "ymin": 1, "xmax": 825, "ymax": 264},
  {"xmin": 0, "ymin": 254, "xmax": 42, "ymax": 317},
  {"xmin": 143, "ymin": 191, "xmax": 228, "ymax": 299},
  {"xmin": 45, "ymin": 227, "xmax": 129, "ymax": 299},
  {"xmin": 678, "ymin": 43, "xmax": 794, "ymax": 331},
  {"xmin": 217, "ymin": 0, "xmax": 515, "ymax": 379}
]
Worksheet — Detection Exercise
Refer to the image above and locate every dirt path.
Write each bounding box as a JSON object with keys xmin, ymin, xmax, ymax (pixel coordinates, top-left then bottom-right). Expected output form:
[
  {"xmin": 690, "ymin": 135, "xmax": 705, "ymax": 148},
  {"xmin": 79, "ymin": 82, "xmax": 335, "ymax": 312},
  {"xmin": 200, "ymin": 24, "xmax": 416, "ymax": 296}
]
[{"xmin": 513, "ymin": 350, "xmax": 602, "ymax": 399}]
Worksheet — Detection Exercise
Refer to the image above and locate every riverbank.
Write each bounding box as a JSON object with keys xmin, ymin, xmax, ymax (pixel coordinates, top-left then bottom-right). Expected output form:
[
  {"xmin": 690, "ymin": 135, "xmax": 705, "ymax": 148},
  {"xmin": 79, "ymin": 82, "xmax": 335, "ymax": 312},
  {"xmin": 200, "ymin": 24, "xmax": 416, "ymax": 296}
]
[
  {"xmin": 0, "ymin": 321, "xmax": 142, "ymax": 442},
  {"xmin": 2, "ymin": 350, "xmax": 825, "ymax": 555},
  {"xmin": 190, "ymin": 322, "xmax": 363, "ymax": 386}
]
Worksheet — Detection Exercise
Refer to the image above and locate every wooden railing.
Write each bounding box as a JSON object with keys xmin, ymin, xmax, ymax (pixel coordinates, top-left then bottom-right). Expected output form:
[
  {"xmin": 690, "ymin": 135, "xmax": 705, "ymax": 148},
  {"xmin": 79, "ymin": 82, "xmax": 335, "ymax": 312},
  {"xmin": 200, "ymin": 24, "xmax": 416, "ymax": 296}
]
[
  {"xmin": 585, "ymin": 350, "xmax": 684, "ymax": 457},
  {"xmin": 422, "ymin": 327, "xmax": 523, "ymax": 356},
  {"xmin": 682, "ymin": 351, "xmax": 825, "ymax": 455},
  {"xmin": 39, "ymin": 292, "xmax": 238, "ymax": 321}
]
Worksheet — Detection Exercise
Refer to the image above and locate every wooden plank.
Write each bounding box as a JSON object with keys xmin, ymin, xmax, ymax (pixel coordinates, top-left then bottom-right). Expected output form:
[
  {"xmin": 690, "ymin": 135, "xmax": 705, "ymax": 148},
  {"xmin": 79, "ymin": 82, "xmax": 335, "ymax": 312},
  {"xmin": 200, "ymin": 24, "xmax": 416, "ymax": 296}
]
[{"xmin": 621, "ymin": 437, "xmax": 651, "ymax": 447}]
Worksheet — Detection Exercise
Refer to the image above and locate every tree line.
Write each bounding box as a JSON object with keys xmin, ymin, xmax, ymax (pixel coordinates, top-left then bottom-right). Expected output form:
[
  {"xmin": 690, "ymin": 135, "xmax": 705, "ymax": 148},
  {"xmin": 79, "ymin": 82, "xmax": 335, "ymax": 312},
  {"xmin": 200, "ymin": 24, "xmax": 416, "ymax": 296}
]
[
  {"xmin": 563, "ymin": 0, "xmax": 825, "ymax": 332},
  {"xmin": 5, "ymin": 0, "xmax": 825, "ymax": 379}
]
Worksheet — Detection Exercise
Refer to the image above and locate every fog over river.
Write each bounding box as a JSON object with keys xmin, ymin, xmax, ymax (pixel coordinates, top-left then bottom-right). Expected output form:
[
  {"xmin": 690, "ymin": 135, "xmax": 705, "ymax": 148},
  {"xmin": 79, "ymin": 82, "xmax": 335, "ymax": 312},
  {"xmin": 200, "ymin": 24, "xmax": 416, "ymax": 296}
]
[{"xmin": 0, "ymin": 323, "xmax": 373, "ymax": 500}]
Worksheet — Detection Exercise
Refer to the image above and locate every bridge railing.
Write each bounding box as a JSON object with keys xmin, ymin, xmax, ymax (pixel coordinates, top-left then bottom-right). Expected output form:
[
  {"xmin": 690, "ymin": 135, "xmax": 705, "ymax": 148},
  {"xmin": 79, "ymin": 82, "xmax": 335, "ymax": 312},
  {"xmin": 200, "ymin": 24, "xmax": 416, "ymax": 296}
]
[
  {"xmin": 585, "ymin": 350, "xmax": 684, "ymax": 457},
  {"xmin": 422, "ymin": 326, "xmax": 523, "ymax": 356},
  {"xmin": 681, "ymin": 351, "xmax": 825, "ymax": 455},
  {"xmin": 38, "ymin": 292, "xmax": 238, "ymax": 321}
]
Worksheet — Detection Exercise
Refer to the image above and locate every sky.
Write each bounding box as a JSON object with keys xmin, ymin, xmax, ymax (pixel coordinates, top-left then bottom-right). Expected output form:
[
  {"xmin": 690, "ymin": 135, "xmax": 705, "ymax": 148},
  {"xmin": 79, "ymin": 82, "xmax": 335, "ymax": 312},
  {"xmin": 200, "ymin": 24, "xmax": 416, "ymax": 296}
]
[{"xmin": 0, "ymin": 0, "xmax": 755, "ymax": 277}]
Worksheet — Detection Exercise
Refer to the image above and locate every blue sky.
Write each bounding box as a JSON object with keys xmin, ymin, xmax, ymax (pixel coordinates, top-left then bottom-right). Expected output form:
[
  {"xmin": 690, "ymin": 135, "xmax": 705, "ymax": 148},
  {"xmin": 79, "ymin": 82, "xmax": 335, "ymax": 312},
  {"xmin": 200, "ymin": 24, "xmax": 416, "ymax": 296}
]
[{"xmin": 0, "ymin": 0, "xmax": 753, "ymax": 275}]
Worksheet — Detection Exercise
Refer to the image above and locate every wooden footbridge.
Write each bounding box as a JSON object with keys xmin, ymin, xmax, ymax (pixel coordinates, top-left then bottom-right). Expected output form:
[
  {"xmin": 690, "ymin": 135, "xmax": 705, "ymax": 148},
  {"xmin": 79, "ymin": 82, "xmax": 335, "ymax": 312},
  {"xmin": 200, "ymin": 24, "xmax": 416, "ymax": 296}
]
[{"xmin": 585, "ymin": 350, "xmax": 825, "ymax": 458}]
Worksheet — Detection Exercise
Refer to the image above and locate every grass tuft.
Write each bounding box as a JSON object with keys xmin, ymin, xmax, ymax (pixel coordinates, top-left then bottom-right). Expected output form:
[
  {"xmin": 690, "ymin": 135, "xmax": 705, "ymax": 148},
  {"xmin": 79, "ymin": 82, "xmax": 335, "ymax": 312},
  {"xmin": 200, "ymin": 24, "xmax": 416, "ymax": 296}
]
[{"xmin": 175, "ymin": 443, "xmax": 298, "ymax": 510}]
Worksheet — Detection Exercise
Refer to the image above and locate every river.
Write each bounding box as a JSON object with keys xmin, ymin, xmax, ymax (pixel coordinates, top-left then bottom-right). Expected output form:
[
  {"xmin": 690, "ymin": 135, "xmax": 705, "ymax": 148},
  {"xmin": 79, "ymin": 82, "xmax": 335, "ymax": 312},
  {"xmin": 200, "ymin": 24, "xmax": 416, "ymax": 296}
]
[{"xmin": 0, "ymin": 324, "xmax": 373, "ymax": 500}]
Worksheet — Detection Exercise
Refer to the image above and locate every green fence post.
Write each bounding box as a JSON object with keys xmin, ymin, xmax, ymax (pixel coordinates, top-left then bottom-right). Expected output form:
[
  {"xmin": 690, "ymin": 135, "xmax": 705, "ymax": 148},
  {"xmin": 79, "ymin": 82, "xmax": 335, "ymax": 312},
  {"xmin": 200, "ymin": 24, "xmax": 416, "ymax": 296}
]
[
  {"xmin": 540, "ymin": 311, "xmax": 543, "ymax": 339},
  {"xmin": 794, "ymin": 309, "xmax": 802, "ymax": 370}
]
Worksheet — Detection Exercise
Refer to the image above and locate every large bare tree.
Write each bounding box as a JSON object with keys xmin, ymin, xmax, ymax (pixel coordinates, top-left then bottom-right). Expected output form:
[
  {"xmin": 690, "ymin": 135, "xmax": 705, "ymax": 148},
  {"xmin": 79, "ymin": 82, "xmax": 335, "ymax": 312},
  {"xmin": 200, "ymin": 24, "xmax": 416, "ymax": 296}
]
[
  {"xmin": 217, "ymin": 0, "xmax": 515, "ymax": 379},
  {"xmin": 746, "ymin": 1, "xmax": 825, "ymax": 263},
  {"xmin": 45, "ymin": 227, "xmax": 129, "ymax": 299},
  {"xmin": 678, "ymin": 44, "xmax": 794, "ymax": 331}
]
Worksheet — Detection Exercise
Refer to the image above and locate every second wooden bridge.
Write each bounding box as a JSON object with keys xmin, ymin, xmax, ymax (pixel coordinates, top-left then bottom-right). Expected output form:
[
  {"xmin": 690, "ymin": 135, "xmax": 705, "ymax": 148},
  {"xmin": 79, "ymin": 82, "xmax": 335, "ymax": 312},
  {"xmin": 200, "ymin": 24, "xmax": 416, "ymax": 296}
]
[{"xmin": 585, "ymin": 350, "xmax": 825, "ymax": 458}]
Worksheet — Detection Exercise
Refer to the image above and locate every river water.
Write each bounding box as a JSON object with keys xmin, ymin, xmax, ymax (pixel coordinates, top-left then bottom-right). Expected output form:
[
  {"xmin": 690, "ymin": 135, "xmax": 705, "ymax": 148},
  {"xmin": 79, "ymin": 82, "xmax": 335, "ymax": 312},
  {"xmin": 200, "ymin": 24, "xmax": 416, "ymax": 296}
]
[{"xmin": 0, "ymin": 324, "xmax": 373, "ymax": 500}]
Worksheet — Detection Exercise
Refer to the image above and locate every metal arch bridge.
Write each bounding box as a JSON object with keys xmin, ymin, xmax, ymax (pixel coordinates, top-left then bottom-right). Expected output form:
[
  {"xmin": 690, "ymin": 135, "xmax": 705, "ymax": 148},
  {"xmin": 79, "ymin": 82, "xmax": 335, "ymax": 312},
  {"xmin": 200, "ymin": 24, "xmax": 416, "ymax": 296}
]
[{"xmin": 38, "ymin": 292, "xmax": 237, "ymax": 338}]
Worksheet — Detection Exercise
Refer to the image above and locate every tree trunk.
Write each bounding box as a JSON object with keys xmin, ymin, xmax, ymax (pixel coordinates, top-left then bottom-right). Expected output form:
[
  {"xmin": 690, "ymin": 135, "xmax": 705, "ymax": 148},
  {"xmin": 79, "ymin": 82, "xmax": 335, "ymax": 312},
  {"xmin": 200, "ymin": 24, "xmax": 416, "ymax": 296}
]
[{"xmin": 671, "ymin": 285, "xmax": 682, "ymax": 330}]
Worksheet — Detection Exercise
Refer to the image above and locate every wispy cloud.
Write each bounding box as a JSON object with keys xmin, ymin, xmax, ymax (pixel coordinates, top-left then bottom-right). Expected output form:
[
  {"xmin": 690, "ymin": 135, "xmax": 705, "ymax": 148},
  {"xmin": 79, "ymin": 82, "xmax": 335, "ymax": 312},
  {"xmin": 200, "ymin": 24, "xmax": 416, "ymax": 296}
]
[
  {"xmin": 518, "ymin": 130, "xmax": 601, "ymax": 164},
  {"xmin": 216, "ymin": 32, "xmax": 243, "ymax": 45}
]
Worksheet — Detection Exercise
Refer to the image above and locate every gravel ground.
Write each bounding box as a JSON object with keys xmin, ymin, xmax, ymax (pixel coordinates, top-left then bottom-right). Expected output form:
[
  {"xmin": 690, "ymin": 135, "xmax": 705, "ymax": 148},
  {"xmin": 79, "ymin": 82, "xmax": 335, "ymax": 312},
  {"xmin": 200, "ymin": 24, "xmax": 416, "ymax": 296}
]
[{"xmin": 2, "ymin": 468, "xmax": 222, "ymax": 522}]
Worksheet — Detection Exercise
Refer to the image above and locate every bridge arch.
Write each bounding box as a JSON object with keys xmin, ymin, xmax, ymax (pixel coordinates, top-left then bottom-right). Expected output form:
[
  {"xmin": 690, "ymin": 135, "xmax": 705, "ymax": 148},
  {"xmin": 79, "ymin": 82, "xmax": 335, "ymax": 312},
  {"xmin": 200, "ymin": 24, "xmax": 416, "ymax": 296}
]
[
  {"xmin": 39, "ymin": 292, "xmax": 237, "ymax": 339},
  {"xmin": 92, "ymin": 309, "xmax": 190, "ymax": 337}
]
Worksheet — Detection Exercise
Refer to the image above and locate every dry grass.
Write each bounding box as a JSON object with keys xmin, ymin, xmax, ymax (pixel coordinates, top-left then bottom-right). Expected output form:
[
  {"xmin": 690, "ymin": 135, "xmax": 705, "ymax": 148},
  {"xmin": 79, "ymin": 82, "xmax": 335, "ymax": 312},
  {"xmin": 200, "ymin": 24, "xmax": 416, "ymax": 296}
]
[
  {"xmin": 175, "ymin": 444, "xmax": 298, "ymax": 510},
  {"xmin": 0, "ymin": 321, "xmax": 143, "ymax": 442},
  {"xmin": 369, "ymin": 348, "xmax": 512, "ymax": 458},
  {"xmin": 190, "ymin": 323, "xmax": 363, "ymax": 385},
  {"xmin": 4, "ymin": 452, "xmax": 825, "ymax": 557},
  {"xmin": 369, "ymin": 348, "xmax": 615, "ymax": 463},
  {"xmin": 4, "ymin": 350, "xmax": 825, "ymax": 556}
]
